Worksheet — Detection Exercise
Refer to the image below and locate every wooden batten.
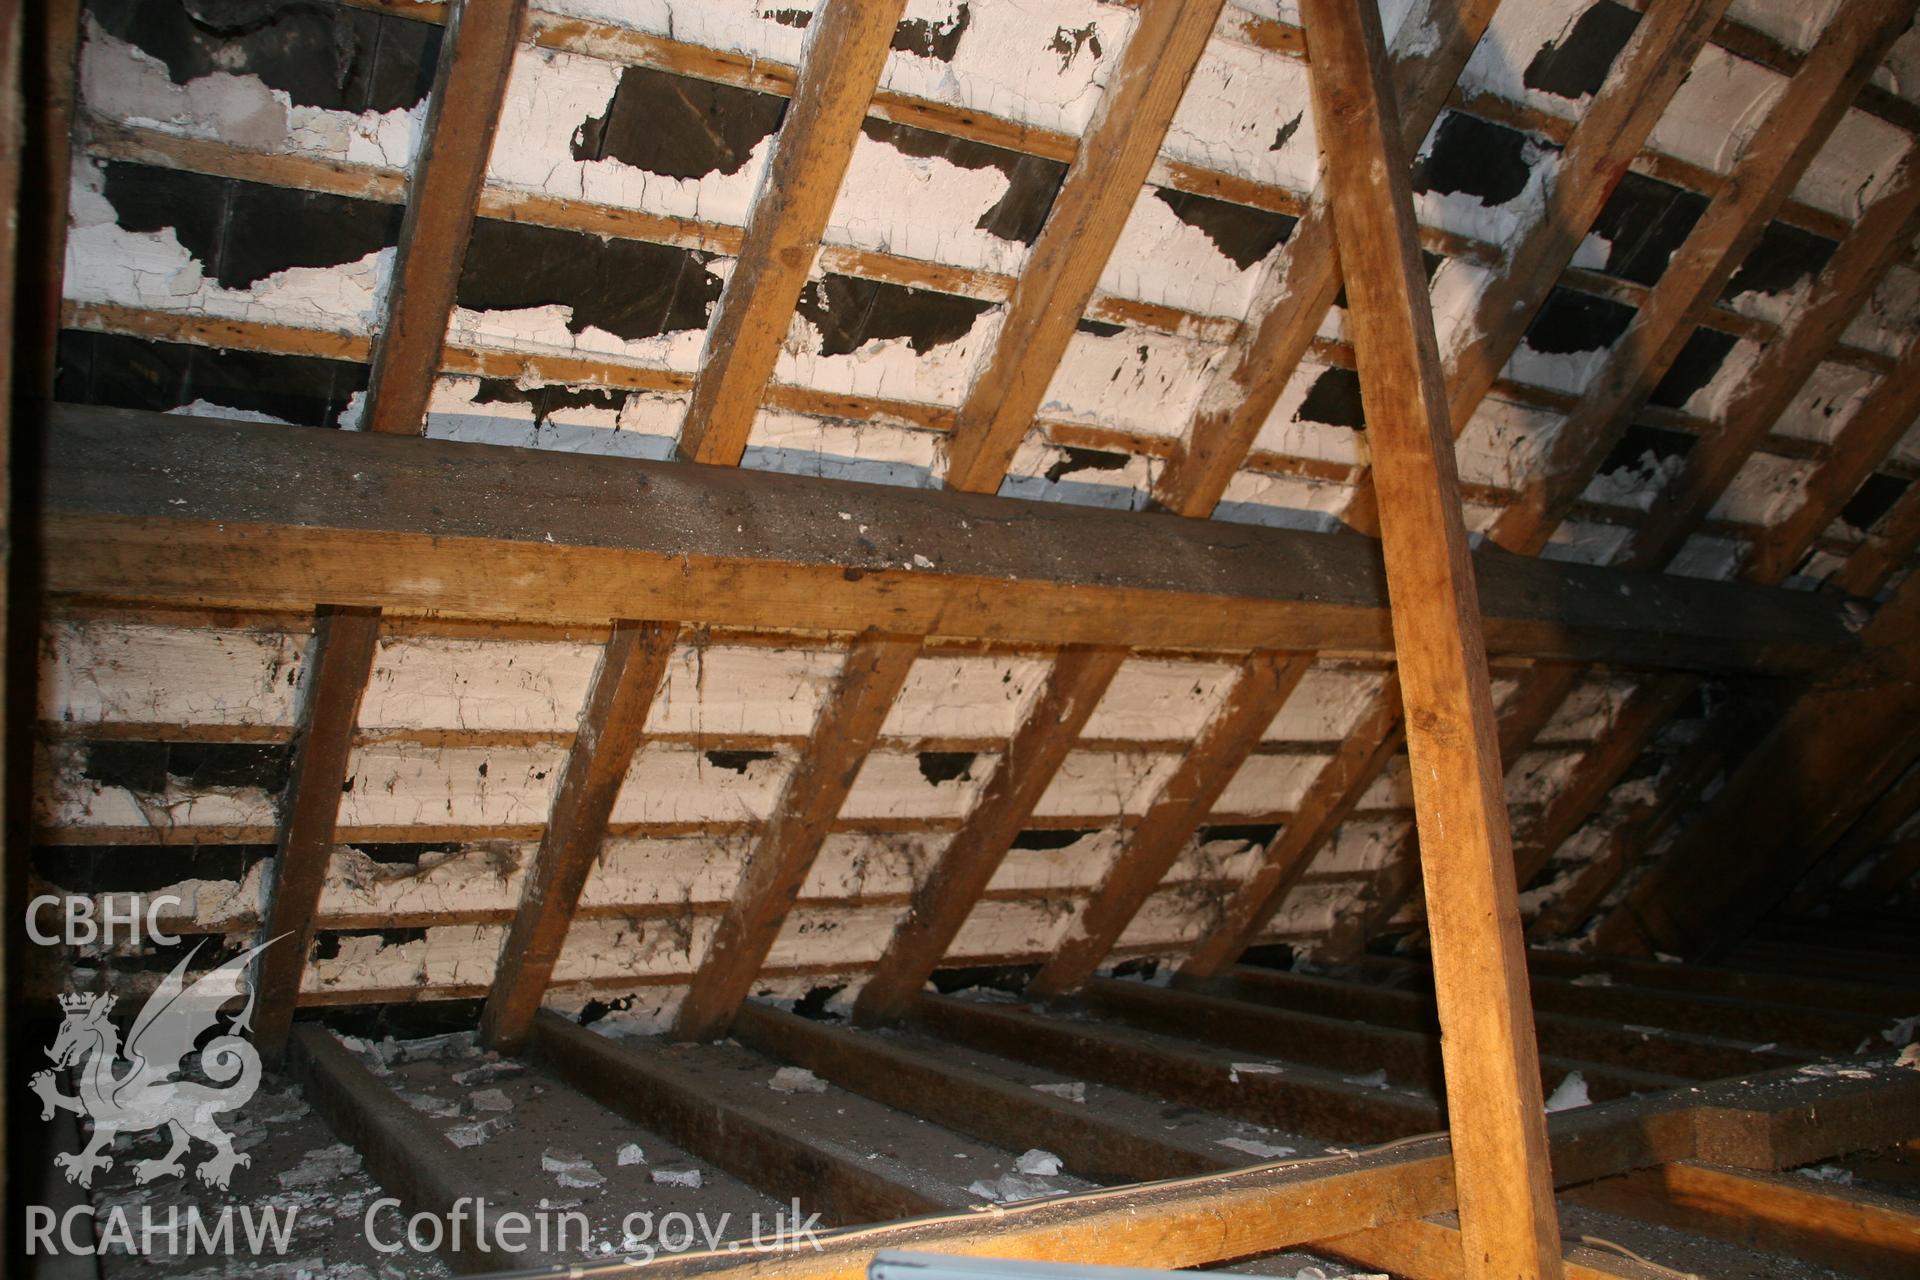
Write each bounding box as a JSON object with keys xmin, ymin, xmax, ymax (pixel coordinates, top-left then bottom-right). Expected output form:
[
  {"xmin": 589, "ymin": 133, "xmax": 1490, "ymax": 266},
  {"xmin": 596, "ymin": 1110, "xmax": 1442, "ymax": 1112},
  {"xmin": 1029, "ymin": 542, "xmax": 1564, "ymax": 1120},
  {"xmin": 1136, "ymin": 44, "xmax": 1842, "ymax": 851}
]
[
  {"xmin": 361, "ymin": 0, "xmax": 528, "ymax": 436},
  {"xmin": 1300, "ymin": 0, "xmax": 1562, "ymax": 1274}
]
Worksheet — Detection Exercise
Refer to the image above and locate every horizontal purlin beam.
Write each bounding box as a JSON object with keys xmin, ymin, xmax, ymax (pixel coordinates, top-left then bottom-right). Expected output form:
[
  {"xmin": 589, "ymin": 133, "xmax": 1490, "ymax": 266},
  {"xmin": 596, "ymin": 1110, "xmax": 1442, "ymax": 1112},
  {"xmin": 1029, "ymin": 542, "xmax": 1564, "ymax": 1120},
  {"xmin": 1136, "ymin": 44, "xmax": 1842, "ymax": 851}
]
[{"xmin": 40, "ymin": 405, "xmax": 1857, "ymax": 676}]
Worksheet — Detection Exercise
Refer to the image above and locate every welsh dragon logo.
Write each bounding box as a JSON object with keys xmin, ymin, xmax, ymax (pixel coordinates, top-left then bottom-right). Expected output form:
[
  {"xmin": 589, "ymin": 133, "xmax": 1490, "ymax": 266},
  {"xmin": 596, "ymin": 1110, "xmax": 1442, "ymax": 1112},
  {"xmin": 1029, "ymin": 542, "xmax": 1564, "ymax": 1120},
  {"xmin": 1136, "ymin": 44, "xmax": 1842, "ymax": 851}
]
[{"xmin": 33, "ymin": 938, "xmax": 276, "ymax": 1190}]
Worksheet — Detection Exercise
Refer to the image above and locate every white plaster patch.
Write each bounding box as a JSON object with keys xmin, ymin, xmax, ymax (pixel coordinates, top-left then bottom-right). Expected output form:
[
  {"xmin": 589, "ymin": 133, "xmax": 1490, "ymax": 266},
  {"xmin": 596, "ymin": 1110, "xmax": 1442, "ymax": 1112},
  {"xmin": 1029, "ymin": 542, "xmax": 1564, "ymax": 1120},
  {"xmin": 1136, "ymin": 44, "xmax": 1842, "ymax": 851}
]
[
  {"xmin": 774, "ymin": 300, "xmax": 1003, "ymax": 408},
  {"xmin": 1538, "ymin": 519, "xmax": 1633, "ymax": 566},
  {"xmin": 829, "ymin": 129, "xmax": 1029, "ymax": 276},
  {"xmin": 1002, "ymin": 434, "xmax": 1156, "ymax": 510},
  {"xmin": 993, "ymin": 829, "xmax": 1124, "ymax": 893},
  {"xmin": 1792, "ymin": 108, "xmax": 1912, "ymax": 220},
  {"xmin": 359, "ymin": 638, "xmax": 600, "ymax": 733},
  {"xmin": 1709, "ymin": 451, "xmax": 1817, "ymax": 527},
  {"xmin": 1250, "ymin": 359, "xmax": 1365, "ymax": 466},
  {"xmin": 447, "ymin": 295, "xmax": 718, "ymax": 375},
  {"xmin": 424, "ymin": 376, "xmax": 684, "ymax": 459},
  {"xmin": 1165, "ymin": 832, "xmax": 1266, "ymax": 885},
  {"xmin": 1412, "ymin": 126, "xmax": 1560, "ymax": 250},
  {"xmin": 1259, "ymin": 879, "xmax": 1356, "ymax": 937},
  {"xmin": 65, "ymin": 160, "xmax": 393, "ymax": 335},
  {"xmin": 1673, "ymin": 338, "xmax": 1765, "ymax": 423},
  {"xmin": 1113, "ymin": 885, "xmax": 1223, "ymax": 951},
  {"xmin": 1164, "ymin": 28, "xmax": 1318, "ymax": 191},
  {"xmin": 307, "ymin": 924, "xmax": 504, "ymax": 994},
  {"xmin": 1098, "ymin": 187, "xmax": 1283, "ymax": 321},
  {"xmin": 488, "ymin": 48, "xmax": 771, "ymax": 226},
  {"xmin": 319, "ymin": 843, "xmax": 527, "ymax": 923},
  {"xmin": 950, "ymin": 896, "xmax": 1078, "ymax": 959},
  {"xmin": 1647, "ymin": 45, "xmax": 1787, "ymax": 176},
  {"xmin": 769, "ymin": 905, "xmax": 902, "ymax": 969},
  {"xmin": 1309, "ymin": 817, "xmax": 1408, "ymax": 875},
  {"xmin": 1356, "ymin": 754, "xmax": 1413, "ymax": 811},
  {"xmin": 1455, "ymin": 397, "xmax": 1562, "ymax": 492},
  {"xmin": 555, "ymin": 915, "xmax": 714, "ymax": 982},
  {"xmin": 540, "ymin": 0, "xmax": 1130, "ymax": 136},
  {"xmin": 41, "ymin": 622, "xmax": 307, "ymax": 729},
  {"xmin": 582, "ymin": 835, "xmax": 751, "ymax": 908},
  {"xmin": 36, "ymin": 741, "xmax": 278, "ymax": 833},
  {"xmin": 1771, "ymin": 361, "xmax": 1877, "ymax": 444},
  {"xmin": 79, "ymin": 18, "xmax": 423, "ymax": 169},
  {"xmin": 807, "ymin": 831, "xmax": 948, "ymax": 899},
  {"xmin": 1214, "ymin": 468, "xmax": 1354, "ymax": 532},
  {"xmin": 1042, "ymin": 327, "xmax": 1225, "ymax": 440},
  {"xmin": 1507, "ymin": 748, "xmax": 1584, "ymax": 808},
  {"xmin": 647, "ymin": 644, "xmax": 843, "ymax": 737},
  {"xmin": 1874, "ymin": 18, "xmax": 1920, "ymax": 103},
  {"xmin": 1727, "ymin": 0, "xmax": 1848, "ymax": 54},
  {"xmin": 841, "ymin": 749, "xmax": 997, "ymax": 820},
  {"xmin": 1458, "ymin": 0, "xmax": 1621, "ymax": 123},
  {"xmin": 611, "ymin": 743, "xmax": 797, "ymax": 824},
  {"xmin": 1666, "ymin": 533, "xmax": 1749, "ymax": 581},
  {"xmin": 1505, "ymin": 331, "xmax": 1616, "ymax": 398},
  {"xmin": 340, "ymin": 743, "xmax": 570, "ymax": 829},
  {"xmin": 743, "ymin": 408, "xmax": 944, "ymax": 488},
  {"xmin": 1215, "ymin": 752, "xmax": 1330, "ymax": 817},
  {"xmin": 1033, "ymin": 750, "xmax": 1183, "ymax": 819},
  {"xmin": 1536, "ymin": 675, "xmax": 1641, "ymax": 744},
  {"xmin": 1261, "ymin": 667, "xmax": 1388, "ymax": 742},
  {"xmin": 882, "ymin": 654, "xmax": 1050, "ymax": 740},
  {"xmin": 1082, "ymin": 659, "xmax": 1241, "ymax": 741},
  {"xmin": 1842, "ymin": 264, "xmax": 1920, "ymax": 358}
]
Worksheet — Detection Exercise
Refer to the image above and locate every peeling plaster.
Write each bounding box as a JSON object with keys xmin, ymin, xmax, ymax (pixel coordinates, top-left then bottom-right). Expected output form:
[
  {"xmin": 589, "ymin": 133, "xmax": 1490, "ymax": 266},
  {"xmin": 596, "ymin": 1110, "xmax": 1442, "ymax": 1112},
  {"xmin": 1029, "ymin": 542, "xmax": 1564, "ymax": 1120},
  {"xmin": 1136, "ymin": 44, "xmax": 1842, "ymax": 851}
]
[
  {"xmin": 65, "ymin": 161, "xmax": 395, "ymax": 335},
  {"xmin": 79, "ymin": 17, "xmax": 426, "ymax": 170},
  {"xmin": 41, "ymin": 622, "xmax": 307, "ymax": 729}
]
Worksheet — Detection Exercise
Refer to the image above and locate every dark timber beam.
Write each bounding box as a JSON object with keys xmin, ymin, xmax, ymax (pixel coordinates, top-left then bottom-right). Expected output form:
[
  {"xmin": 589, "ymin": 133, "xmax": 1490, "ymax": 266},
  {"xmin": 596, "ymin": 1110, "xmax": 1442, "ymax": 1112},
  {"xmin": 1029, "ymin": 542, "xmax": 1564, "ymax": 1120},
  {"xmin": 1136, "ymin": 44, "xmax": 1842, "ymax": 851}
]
[
  {"xmin": 1562, "ymin": 1160, "xmax": 1920, "ymax": 1279},
  {"xmin": 675, "ymin": 0, "xmax": 909, "ymax": 465},
  {"xmin": 1073, "ymin": 976, "xmax": 1687, "ymax": 1101},
  {"xmin": 479, "ymin": 619, "xmax": 676, "ymax": 1051},
  {"xmin": 528, "ymin": 1011, "xmax": 945, "ymax": 1226},
  {"xmin": 909, "ymin": 991, "xmax": 1442, "ymax": 1142},
  {"xmin": 291, "ymin": 1025, "xmax": 559, "ymax": 1270},
  {"xmin": 853, "ymin": 646, "xmax": 1125, "ymax": 1022},
  {"xmin": 39, "ymin": 405, "xmax": 1856, "ymax": 672},
  {"xmin": 1297, "ymin": 3, "xmax": 1563, "ymax": 1265},
  {"xmin": 1595, "ymin": 573, "xmax": 1920, "ymax": 959},
  {"xmin": 253, "ymin": 607, "xmax": 381, "ymax": 1060},
  {"xmin": 1028, "ymin": 651, "xmax": 1312, "ymax": 995},
  {"xmin": 362, "ymin": 0, "xmax": 527, "ymax": 436},
  {"xmin": 676, "ymin": 632, "xmax": 920, "ymax": 1040},
  {"xmin": 731, "ymin": 1002, "xmax": 1228, "ymax": 1183},
  {"xmin": 942, "ymin": 0, "xmax": 1225, "ymax": 492}
]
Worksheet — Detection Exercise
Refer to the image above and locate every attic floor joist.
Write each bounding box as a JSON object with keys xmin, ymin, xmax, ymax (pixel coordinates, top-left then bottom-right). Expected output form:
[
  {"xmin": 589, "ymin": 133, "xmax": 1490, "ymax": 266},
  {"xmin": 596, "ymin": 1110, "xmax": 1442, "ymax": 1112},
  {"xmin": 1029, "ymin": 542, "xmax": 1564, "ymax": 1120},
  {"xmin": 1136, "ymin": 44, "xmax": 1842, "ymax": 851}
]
[{"xmin": 249, "ymin": 955, "xmax": 1920, "ymax": 1277}]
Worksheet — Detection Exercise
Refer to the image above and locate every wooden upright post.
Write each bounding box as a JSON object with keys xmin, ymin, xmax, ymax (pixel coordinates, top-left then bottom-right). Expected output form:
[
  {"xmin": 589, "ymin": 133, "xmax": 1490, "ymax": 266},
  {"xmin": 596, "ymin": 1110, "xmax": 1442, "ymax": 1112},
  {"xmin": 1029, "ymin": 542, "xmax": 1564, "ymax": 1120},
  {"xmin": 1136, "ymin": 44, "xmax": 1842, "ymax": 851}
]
[{"xmin": 1300, "ymin": 1, "xmax": 1562, "ymax": 1276}]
